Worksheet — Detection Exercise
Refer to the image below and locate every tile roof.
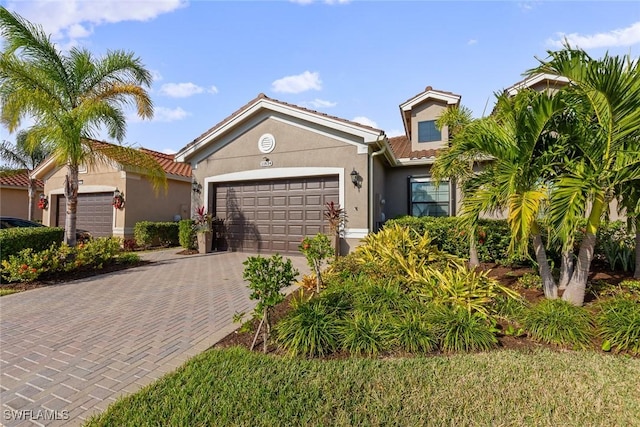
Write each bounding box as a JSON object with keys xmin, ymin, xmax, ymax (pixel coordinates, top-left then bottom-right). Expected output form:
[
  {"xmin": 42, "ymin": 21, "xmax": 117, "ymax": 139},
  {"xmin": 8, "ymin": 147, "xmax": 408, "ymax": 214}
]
[
  {"xmin": 182, "ymin": 93, "xmax": 383, "ymax": 152},
  {"xmin": 388, "ymin": 135, "xmax": 443, "ymax": 160},
  {"xmin": 0, "ymin": 169, "xmax": 43, "ymax": 189},
  {"xmin": 88, "ymin": 139, "xmax": 191, "ymax": 178}
]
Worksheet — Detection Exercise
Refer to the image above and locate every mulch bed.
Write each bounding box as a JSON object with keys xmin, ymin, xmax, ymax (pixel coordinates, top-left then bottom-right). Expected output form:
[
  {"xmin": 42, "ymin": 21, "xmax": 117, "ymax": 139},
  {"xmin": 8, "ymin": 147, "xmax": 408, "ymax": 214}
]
[{"xmin": 214, "ymin": 262, "xmax": 636, "ymax": 358}]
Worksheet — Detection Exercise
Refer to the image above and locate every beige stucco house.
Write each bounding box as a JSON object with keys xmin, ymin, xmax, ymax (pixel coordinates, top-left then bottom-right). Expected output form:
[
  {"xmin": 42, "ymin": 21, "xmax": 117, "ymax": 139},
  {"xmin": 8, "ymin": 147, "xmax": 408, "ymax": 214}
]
[
  {"xmin": 32, "ymin": 142, "xmax": 192, "ymax": 239},
  {"xmin": 0, "ymin": 170, "xmax": 44, "ymax": 221},
  {"xmin": 176, "ymin": 86, "xmax": 461, "ymax": 254}
]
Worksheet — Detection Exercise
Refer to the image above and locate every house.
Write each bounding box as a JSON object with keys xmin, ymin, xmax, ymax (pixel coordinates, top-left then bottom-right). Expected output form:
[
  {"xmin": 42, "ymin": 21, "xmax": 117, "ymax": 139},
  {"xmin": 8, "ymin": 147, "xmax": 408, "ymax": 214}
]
[
  {"xmin": 0, "ymin": 170, "xmax": 44, "ymax": 221},
  {"xmin": 32, "ymin": 141, "xmax": 192, "ymax": 239},
  {"xmin": 175, "ymin": 87, "xmax": 462, "ymax": 254}
]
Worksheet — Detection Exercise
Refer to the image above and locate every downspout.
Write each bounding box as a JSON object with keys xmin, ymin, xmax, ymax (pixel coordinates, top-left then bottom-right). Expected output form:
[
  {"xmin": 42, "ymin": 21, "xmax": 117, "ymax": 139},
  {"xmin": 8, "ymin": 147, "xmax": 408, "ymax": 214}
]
[{"xmin": 369, "ymin": 135, "xmax": 387, "ymax": 234}]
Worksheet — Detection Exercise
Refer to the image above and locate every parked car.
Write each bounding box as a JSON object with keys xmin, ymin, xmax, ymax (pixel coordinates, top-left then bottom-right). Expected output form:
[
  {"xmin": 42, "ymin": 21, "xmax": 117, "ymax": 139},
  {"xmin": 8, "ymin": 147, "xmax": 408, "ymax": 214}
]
[{"xmin": 0, "ymin": 216, "xmax": 92, "ymax": 243}]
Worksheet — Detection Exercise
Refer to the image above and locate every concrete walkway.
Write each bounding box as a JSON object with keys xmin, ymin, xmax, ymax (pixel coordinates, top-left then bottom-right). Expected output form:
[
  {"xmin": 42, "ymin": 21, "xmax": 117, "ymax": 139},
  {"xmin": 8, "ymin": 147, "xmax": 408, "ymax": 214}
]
[{"xmin": 0, "ymin": 249, "xmax": 308, "ymax": 426}]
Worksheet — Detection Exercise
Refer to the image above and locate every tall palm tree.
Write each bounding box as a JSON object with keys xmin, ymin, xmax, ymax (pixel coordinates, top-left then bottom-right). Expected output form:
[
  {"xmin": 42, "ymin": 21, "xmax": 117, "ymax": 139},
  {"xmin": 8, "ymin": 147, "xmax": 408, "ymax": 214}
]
[
  {"xmin": 438, "ymin": 90, "xmax": 566, "ymax": 299},
  {"xmin": 0, "ymin": 7, "xmax": 166, "ymax": 245},
  {"xmin": 432, "ymin": 105, "xmax": 481, "ymax": 267},
  {"xmin": 0, "ymin": 130, "xmax": 49, "ymax": 220},
  {"xmin": 530, "ymin": 47, "xmax": 640, "ymax": 305}
]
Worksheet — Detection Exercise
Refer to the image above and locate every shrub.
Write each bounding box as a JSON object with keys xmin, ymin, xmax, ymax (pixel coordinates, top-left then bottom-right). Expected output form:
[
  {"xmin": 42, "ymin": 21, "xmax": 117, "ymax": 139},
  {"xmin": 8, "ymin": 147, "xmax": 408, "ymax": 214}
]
[
  {"xmin": 0, "ymin": 227, "xmax": 64, "ymax": 262},
  {"xmin": 134, "ymin": 221, "xmax": 179, "ymax": 248},
  {"xmin": 354, "ymin": 223, "xmax": 461, "ymax": 286},
  {"xmin": 516, "ymin": 273, "xmax": 542, "ymax": 289},
  {"xmin": 178, "ymin": 219, "xmax": 196, "ymax": 249},
  {"xmin": 492, "ymin": 294, "xmax": 528, "ymax": 321},
  {"xmin": 597, "ymin": 296, "xmax": 640, "ymax": 355},
  {"xmin": 352, "ymin": 280, "xmax": 412, "ymax": 314},
  {"xmin": 117, "ymin": 252, "xmax": 141, "ymax": 265},
  {"xmin": 520, "ymin": 299, "xmax": 593, "ymax": 349},
  {"xmin": 389, "ymin": 311, "xmax": 437, "ymax": 354},
  {"xmin": 325, "ymin": 251, "xmax": 362, "ymax": 281},
  {"xmin": 428, "ymin": 305, "xmax": 498, "ymax": 352},
  {"xmin": 74, "ymin": 237, "xmax": 122, "ymax": 269},
  {"xmin": 339, "ymin": 312, "xmax": 388, "ymax": 356},
  {"xmin": 300, "ymin": 233, "xmax": 334, "ymax": 292},
  {"xmin": 243, "ymin": 254, "xmax": 299, "ymax": 353},
  {"xmin": 276, "ymin": 298, "xmax": 341, "ymax": 357},
  {"xmin": 408, "ymin": 264, "xmax": 520, "ymax": 318},
  {"xmin": 595, "ymin": 221, "xmax": 635, "ymax": 272}
]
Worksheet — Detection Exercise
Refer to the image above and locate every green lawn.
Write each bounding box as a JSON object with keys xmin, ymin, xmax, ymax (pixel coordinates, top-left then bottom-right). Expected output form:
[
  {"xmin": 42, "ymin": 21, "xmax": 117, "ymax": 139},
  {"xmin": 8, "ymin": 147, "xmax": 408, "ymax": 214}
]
[{"xmin": 86, "ymin": 347, "xmax": 640, "ymax": 427}]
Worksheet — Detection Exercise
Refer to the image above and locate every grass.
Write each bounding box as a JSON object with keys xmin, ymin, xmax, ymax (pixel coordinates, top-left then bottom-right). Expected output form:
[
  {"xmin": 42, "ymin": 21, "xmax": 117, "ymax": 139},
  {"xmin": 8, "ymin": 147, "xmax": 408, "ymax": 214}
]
[
  {"xmin": 86, "ymin": 347, "xmax": 640, "ymax": 427},
  {"xmin": 0, "ymin": 288, "xmax": 19, "ymax": 297}
]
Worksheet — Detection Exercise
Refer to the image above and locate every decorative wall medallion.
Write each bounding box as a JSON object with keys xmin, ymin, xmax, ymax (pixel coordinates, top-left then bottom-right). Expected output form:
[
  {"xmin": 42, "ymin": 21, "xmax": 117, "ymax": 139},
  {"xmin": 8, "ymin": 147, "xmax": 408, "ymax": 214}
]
[{"xmin": 258, "ymin": 133, "xmax": 276, "ymax": 154}]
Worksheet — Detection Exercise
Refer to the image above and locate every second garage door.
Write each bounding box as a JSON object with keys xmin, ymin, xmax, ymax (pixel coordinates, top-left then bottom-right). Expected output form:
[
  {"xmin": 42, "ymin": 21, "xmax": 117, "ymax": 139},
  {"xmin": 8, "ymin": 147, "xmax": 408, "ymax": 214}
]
[
  {"xmin": 214, "ymin": 176, "xmax": 339, "ymax": 253},
  {"xmin": 57, "ymin": 193, "xmax": 114, "ymax": 237}
]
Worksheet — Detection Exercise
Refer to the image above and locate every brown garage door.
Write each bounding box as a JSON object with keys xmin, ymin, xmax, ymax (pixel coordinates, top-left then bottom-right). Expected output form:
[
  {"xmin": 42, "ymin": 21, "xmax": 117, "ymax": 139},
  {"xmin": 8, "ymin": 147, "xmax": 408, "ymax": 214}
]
[
  {"xmin": 57, "ymin": 193, "xmax": 114, "ymax": 237},
  {"xmin": 214, "ymin": 176, "xmax": 339, "ymax": 253}
]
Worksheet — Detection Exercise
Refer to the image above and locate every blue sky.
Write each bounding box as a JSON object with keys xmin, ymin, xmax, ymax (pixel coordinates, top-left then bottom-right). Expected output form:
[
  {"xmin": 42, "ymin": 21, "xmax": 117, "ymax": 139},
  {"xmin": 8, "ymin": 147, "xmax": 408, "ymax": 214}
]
[{"xmin": 1, "ymin": 0, "xmax": 639, "ymax": 155}]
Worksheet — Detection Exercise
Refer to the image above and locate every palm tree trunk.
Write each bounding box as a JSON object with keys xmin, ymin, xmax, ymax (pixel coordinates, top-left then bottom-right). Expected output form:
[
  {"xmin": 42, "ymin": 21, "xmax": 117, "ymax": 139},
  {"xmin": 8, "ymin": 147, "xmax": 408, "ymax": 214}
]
[
  {"xmin": 562, "ymin": 195, "xmax": 604, "ymax": 306},
  {"xmin": 634, "ymin": 217, "xmax": 640, "ymax": 279},
  {"xmin": 64, "ymin": 165, "xmax": 79, "ymax": 246},
  {"xmin": 558, "ymin": 250, "xmax": 574, "ymax": 290},
  {"xmin": 532, "ymin": 233, "xmax": 557, "ymax": 299},
  {"xmin": 27, "ymin": 179, "xmax": 35, "ymax": 221},
  {"xmin": 469, "ymin": 235, "xmax": 480, "ymax": 269}
]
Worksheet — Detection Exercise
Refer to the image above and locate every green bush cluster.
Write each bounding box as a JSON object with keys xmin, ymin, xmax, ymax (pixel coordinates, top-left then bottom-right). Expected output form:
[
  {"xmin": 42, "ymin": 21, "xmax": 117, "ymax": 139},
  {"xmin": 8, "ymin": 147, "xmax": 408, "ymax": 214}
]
[
  {"xmin": 133, "ymin": 221, "xmax": 179, "ymax": 248},
  {"xmin": 0, "ymin": 227, "xmax": 64, "ymax": 262},
  {"xmin": 385, "ymin": 216, "xmax": 526, "ymax": 265},
  {"xmin": 595, "ymin": 221, "xmax": 636, "ymax": 272},
  {"xmin": 178, "ymin": 219, "xmax": 196, "ymax": 249},
  {"xmin": 597, "ymin": 296, "xmax": 640, "ymax": 355},
  {"xmin": 1, "ymin": 237, "xmax": 127, "ymax": 283}
]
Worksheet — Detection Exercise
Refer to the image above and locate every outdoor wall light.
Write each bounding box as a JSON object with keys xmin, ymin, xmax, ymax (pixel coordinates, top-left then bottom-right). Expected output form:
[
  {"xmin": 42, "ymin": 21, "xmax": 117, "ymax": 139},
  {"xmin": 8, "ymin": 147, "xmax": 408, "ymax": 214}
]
[
  {"xmin": 350, "ymin": 168, "xmax": 361, "ymax": 187},
  {"xmin": 192, "ymin": 179, "xmax": 202, "ymax": 194}
]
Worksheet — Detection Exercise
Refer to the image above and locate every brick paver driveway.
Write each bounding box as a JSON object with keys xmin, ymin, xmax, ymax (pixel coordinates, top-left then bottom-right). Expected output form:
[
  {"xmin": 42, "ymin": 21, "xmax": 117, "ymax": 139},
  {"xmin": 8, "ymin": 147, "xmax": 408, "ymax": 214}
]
[{"xmin": 0, "ymin": 250, "xmax": 308, "ymax": 426}]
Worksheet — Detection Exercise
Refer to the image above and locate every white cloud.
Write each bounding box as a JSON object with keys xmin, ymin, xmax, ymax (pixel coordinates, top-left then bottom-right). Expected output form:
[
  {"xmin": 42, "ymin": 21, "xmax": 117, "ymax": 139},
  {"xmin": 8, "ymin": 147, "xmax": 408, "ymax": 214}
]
[
  {"xmin": 159, "ymin": 82, "xmax": 204, "ymax": 98},
  {"xmin": 352, "ymin": 116, "xmax": 378, "ymax": 129},
  {"xmin": 128, "ymin": 106, "xmax": 190, "ymax": 123},
  {"xmin": 387, "ymin": 129, "xmax": 405, "ymax": 137},
  {"xmin": 5, "ymin": 0, "xmax": 186, "ymax": 43},
  {"xmin": 162, "ymin": 148, "xmax": 178, "ymax": 154},
  {"xmin": 209, "ymin": 86, "xmax": 219, "ymax": 94},
  {"xmin": 548, "ymin": 21, "xmax": 640, "ymax": 49},
  {"xmin": 467, "ymin": 39, "xmax": 478, "ymax": 46},
  {"xmin": 272, "ymin": 71, "xmax": 322, "ymax": 94},
  {"xmin": 150, "ymin": 70, "xmax": 164, "ymax": 83},
  {"xmin": 304, "ymin": 99, "xmax": 337, "ymax": 109}
]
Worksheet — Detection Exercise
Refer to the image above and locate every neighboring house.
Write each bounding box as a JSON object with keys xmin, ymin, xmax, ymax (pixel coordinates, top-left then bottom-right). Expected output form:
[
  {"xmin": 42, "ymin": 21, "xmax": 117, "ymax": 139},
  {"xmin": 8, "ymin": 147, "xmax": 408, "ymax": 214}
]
[
  {"xmin": 32, "ymin": 141, "xmax": 192, "ymax": 239},
  {"xmin": 0, "ymin": 170, "xmax": 44, "ymax": 221},
  {"xmin": 175, "ymin": 87, "xmax": 461, "ymax": 254}
]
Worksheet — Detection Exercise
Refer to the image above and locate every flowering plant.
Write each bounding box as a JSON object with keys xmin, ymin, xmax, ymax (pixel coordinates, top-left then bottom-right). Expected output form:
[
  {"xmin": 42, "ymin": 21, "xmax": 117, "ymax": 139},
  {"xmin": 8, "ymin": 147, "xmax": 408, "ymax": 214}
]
[{"xmin": 193, "ymin": 206, "xmax": 213, "ymax": 233}]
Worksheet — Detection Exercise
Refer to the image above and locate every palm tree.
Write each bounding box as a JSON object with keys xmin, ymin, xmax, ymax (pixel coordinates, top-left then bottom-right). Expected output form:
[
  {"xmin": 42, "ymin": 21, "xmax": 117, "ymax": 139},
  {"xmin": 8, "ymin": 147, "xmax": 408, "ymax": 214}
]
[
  {"xmin": 0, "ymin": 7, "xmax": 166, "ymax": 245},
  {"xmin": 437, "ymin": 90, "xmax": 567, "ymax": 299},
  {"xmin": 432, "ymin": 105, "xmax": 481, "ymax": 267},
  {"xmin": 0, "ymin": 130, "xmax": 49, "ymax": 220},
  {"xmin": 529, "ymin": 47, "xmax": 640, "ymax": 305}
]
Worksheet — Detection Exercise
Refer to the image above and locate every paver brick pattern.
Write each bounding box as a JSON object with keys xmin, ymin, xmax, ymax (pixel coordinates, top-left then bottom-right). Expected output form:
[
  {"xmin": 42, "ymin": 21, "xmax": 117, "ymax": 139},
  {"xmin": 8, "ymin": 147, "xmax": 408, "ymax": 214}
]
[{"xmin": 0, "ymin": 250, "xmax": 309, "ymax": 426}]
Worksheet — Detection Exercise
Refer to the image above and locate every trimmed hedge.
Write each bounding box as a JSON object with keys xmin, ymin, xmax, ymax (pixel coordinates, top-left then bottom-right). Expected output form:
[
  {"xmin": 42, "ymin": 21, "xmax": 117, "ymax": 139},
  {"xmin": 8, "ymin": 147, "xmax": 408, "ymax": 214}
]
[
  {"xmin": 385, "ymin": 216, "xmax": 526, "ymax": 265},
  {"xmin": 0, "ymin": 227, "xmax": 64, "ymax": 262},
  {"xmin": 179, "ymin": 219, "xmax": 196, "ymax": 250},
  {"xmin": 134, "ymin": 221, "xmax": 179, "ymax": 248}
]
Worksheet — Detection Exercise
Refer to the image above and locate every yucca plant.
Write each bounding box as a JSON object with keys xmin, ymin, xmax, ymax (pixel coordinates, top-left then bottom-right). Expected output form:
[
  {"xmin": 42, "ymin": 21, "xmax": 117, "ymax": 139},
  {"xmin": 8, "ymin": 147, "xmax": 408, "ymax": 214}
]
[
  {"xmin": 428, "ymin": 305, "xmax": 499, "ymax": 352},
  {"xmin": 520, "ymin": 299, "xmax": 593, "ymax": 349},
  {"xmin": 597, "ymin": 296, "xmax": 640, "ymax": 355},
  {"xmin": 339, "ymin": 312, "xmax": 389, "ymax": 356},
  {"xmin": 275, "ymin": 298, "xmax": 341, "ymax": 357}
]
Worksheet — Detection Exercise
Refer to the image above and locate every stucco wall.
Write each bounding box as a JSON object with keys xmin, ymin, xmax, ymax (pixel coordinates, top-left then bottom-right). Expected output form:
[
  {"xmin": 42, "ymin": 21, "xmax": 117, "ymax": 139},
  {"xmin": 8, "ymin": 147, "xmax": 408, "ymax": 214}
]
[
  {"xmin": 192, "ymin": 115, "xmax": 370, "ymax": 235},
  {"xmin": 410, "ymin": 100, "xmax": 449, "ymax": 152},
  {"xmin": 0, "ymin": 187, "xmax": 43, "ymax": 221},
  {"xmin": 122, "ymin": 174, "xmax": 191, "ymax": 235}
]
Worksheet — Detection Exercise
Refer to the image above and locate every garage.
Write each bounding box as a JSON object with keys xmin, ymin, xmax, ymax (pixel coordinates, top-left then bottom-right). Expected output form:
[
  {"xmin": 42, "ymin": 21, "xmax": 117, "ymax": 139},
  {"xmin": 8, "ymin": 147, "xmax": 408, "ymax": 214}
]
[
  {"xmin": 214, "ymin": 176, "xmax": 339, "ymax": 253},
  {"xmin": 57, "ymin": 192, "xmax": 114, "ymax": 237}
]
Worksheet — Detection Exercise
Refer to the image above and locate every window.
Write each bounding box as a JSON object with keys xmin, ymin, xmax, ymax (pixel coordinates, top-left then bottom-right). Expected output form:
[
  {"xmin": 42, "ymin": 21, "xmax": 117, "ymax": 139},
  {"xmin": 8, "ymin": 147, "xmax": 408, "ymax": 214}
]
[
  {"xmin": 418, "ymin": 120, "xmax": 441, "ymax": 143},
  {"xmin": 410, "ymin": 178, "xmax": 450, "ymax": 217}
]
